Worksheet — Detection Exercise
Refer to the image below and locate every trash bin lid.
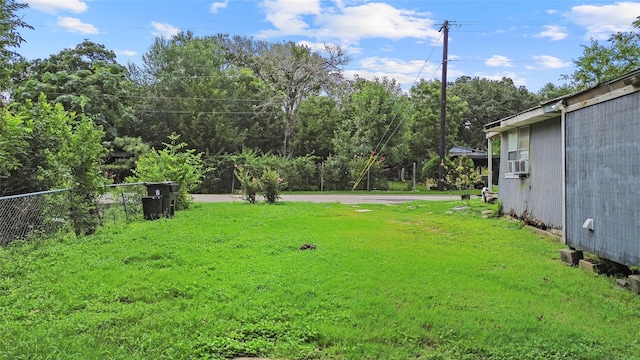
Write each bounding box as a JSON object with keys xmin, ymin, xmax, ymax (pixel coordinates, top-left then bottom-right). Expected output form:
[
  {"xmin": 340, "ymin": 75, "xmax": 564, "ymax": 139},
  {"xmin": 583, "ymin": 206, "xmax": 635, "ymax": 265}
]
[{"xmin": 142, "ymin": 195, "xmax": 163, "ymax": 200}]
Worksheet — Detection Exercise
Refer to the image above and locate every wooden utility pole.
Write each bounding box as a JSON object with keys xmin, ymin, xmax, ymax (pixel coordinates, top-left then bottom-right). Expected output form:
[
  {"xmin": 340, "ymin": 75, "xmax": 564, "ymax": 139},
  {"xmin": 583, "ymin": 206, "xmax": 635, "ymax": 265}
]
[{"xmin": 438, "ymin": 20, "xmax": 450, "ymax": 191}]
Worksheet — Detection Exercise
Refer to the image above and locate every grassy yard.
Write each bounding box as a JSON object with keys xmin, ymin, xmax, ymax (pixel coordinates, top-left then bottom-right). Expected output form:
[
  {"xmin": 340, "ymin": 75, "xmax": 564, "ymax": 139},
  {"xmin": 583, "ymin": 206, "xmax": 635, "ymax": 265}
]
[{"xmin": 1, "ymin": 200, "xmax": 639, "ymax": 359}]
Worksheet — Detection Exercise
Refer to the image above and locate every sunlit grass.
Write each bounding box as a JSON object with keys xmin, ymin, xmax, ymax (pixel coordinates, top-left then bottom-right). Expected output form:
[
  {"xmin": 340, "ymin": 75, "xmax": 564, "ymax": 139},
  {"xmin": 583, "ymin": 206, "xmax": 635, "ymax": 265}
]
[{"xmin": 1, "ymin": 200, "xmax": 639, "ymax": 359}]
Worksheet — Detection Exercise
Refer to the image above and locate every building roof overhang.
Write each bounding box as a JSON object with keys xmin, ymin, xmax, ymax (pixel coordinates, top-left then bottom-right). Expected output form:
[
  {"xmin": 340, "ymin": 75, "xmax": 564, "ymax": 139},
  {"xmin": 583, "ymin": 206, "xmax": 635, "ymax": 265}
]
[{"xmin": 484, "ymin": 69, "xmax": 640, "ymax": 139}]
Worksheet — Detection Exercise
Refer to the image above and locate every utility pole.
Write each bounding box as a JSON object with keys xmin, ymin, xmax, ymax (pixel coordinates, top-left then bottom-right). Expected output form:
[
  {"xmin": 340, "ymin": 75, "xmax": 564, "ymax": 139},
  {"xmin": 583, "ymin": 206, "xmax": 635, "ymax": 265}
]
[{"xmin": 438, "ymin": 20, "xmax": 450, "ymax": 191}]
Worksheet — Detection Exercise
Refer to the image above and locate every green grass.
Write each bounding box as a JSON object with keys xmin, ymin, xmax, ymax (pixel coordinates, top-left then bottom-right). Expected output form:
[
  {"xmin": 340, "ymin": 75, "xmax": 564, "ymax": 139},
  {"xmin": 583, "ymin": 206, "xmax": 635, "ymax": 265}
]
[
  {"xmin": 284, "ymin": 181, "xmax": 480, "ymax": 195},
  {"xmin": 1, "ymin": 200, "xmax": 639, "ymax": 359}
]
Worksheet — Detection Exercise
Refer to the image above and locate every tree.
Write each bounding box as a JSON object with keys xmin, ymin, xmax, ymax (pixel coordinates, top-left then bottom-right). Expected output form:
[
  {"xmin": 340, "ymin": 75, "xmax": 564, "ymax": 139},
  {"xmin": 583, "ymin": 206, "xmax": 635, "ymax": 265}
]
[
  {"xmin": 130, "ymin": 134, "xmax": 207, "ymax": 210},
  {"xmin": 0, "ymin": 103, "xmax": 27, "ymax": 180},
  {"xmin": 102, "ymin": 136, "xmax": 150, "ymax": 183},
  {"xmin": 448, "ymin": 76, "xmax": 536, "ymax": 149},
  {"xmin": 22, "ymin": 39, "xmax": 120, "ymax": 75},
  {"xmin": 407, "ymin": 79, "xmax": 465, "ymax": 164},
  {"xmin": 0, "ymin": 95, "xmax": 107, "ymax": 235},
  {"xmin": 131, "ymin": 32, "xmax": 253, "ymax": 154},
  {"xmin": 221, "ymin": 35, "xmax": 349, "ymax": 155},
  {"xmin": 563, "ymin": 19, "xmax": 640, "ymax": 89},
  {"xmin": 334, "ymin": 76, "xmax": 410, "ymax": 165},
  {"xmin": 13, "ymin": 40, "xmax": 135, "ymax": 138},
  {"xmin": 291, "ymin": 95, "xmax": 340, "ymax": 159},
  {"xmin": 536, "ymin": 82, "xmax": 576, "ymax": 102},
  {"xmin": 0, "ymin": 0, "xmax": 33, "ymax": 91}
]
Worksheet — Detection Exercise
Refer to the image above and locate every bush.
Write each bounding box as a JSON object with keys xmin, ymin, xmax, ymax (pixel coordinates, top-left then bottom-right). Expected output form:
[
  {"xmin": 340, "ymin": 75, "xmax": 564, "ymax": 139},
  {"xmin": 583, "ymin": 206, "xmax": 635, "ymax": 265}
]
[
  {"xmin": 276, "ymin": 155, "xmax": 318, "ymax": 191},
  {"xmin": 234, "ymin": 165, "xmax": 259, "ymax": 203},
  {"xmin": 195, "ymin": 150, "xmax": 318, "ymax": 194},
  {"xmin": 349, "ymin": 156, "xmax": 388, "ymax": 191},
  {"xmin": 447, "ymin": 156, "xmax": 476, "ymax": 192},
  {"xmin": 130, "ymin": 134, "xmax": 207, "ymax": 210},
  {"xmin": 1, "ymin": 95, "xmax": 108, "ymax": 236},
  {"xmin": 321, "ymin": 155, "xmax": 351, "ymax": 191},
  {"xmin": 422, "ymin": 156, "xmax": 455, "ymax": 189},
  {"xmin": 260, "ymin": 168, "xmax": 286, "ymax": 204},
  {"xmin": 234, "ymin": 166, "xmax": 287, "ymax": 204}
]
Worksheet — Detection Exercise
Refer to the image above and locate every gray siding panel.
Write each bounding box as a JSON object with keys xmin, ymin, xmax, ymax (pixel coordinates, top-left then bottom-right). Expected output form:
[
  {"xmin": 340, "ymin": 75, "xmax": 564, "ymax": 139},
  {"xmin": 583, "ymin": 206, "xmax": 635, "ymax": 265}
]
[
  {"xmin": 566, "ymin": 91, "xmax": 640, "ymax": 266},
  {"xmin": 499, "ymin": 118, "xmax": 563, "ymax": 229}
]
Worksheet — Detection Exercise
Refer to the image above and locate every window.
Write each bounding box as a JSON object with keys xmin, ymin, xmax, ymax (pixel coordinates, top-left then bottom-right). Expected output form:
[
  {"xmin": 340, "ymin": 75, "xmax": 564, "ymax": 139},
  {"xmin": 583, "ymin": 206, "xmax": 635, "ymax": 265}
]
[{"xmin": 506, "ymin": 126, "xmax": 529, "ymax": 175}]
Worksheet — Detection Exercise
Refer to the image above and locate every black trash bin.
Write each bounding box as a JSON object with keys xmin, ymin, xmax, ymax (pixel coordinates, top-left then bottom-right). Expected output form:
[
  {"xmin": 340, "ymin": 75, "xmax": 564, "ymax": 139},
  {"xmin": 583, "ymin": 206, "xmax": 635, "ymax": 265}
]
[
  {"xmin": 142, "ymin": 195, "xmax": 163, "ymax": 220},
  {"xmin": 144, "ymin": 182, "xmax": 179, "ymax": 217}
]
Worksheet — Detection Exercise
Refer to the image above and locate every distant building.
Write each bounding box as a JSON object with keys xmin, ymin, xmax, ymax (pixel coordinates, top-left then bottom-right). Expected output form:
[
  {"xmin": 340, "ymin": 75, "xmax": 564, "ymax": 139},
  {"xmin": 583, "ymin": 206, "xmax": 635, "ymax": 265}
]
[{"xmin": 449, "ymin": 145, "xmax": 499, "ymax": 185}]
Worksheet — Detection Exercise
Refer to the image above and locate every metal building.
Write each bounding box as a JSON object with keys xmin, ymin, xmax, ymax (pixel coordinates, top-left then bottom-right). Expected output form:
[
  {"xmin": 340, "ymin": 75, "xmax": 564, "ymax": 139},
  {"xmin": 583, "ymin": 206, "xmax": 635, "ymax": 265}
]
[{"xmin": 485, "ymin": 70, "xmax": 640, "ymax": 266}]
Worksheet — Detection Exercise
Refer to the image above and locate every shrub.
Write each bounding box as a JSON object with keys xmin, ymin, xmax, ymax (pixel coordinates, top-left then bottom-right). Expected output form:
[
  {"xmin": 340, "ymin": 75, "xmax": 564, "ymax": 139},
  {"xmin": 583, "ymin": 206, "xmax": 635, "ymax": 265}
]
[
  {"xmin": 447, "ymin": 156, "xmax": 476, "ymax": 192},
  {"xmin": 349, "ymin": 156, "xmax": 388, "ymax": 191},
  {"xmin": 130, "ymin": 133, "xmax": 207, "ymax": 210},
  {"xmin": 422, "ymin": 156, "xmax": 455, "ymax": 189},
  {"xmin": 197, "ymin": 150, "xmax": 318, "ymax": 194},
  {"xmin": 276, "ymin": 155, "xmax": 317, "ymax": 191},
  {"xmin": 260, "ymin": 168, "xmax": 286, "ymax": 204},
  {"xmin": 321, "ymin": 155, "xmax": 351, "ymax": 191},
  {"xmin": 234, "ymin": 165, "xmax": 260, "ymax": 203},
  {"xmin": 1, "ymin": 95, "xmax": 108, "ymax": 236}
]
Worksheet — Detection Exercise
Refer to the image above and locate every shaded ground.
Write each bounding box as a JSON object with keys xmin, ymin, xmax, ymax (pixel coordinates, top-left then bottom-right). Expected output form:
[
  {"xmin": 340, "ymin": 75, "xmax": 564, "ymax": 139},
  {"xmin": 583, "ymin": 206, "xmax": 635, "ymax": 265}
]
[{"xmin": 191, "ymin": 193, "xmax": 462, "ymax": 204}]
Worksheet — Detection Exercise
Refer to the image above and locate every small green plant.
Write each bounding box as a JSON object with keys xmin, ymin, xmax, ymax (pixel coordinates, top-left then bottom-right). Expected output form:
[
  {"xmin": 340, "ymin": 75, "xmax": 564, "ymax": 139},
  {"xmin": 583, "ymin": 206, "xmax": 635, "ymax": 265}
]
[
  {"xmin": 234, "ymin": 165, "xmax": 260, "ymax": 204},
  {"xmin": 130, "ymin": 133, "xmax": 207, "ymax": 210},
  {"xmin": 260, "ymin": 168, "xmax": 286, "ymax": 204}
]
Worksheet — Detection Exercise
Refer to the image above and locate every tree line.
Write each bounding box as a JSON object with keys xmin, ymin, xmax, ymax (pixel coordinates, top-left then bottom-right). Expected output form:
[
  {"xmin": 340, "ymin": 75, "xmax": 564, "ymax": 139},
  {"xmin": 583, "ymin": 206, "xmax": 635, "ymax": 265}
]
[{"xmin": 1, "ymin": 1, "xmax": 639, "ymax": 229}]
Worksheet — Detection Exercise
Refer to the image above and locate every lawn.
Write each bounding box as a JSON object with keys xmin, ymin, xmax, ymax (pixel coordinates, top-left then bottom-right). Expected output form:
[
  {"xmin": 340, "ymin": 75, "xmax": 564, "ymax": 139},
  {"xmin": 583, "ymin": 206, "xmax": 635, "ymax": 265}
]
[{"xmin": 1, "ymin": 200, "xmax": 639, "ymax": 359}]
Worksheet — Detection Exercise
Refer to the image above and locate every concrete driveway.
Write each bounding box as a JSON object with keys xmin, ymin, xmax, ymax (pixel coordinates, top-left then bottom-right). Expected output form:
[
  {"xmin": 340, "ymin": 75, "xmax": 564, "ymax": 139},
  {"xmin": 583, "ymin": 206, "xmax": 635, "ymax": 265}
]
[{"xmin": 191, "ymin": 193, "xmax": 461, "ymax": 204}]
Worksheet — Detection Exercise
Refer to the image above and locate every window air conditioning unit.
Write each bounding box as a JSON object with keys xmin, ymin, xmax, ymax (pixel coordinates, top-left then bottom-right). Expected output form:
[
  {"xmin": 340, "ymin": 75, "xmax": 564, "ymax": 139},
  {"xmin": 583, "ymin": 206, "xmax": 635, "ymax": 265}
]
[{"xmin": 513, "ymin": 159, "xmax": 529, "ymax": 175}]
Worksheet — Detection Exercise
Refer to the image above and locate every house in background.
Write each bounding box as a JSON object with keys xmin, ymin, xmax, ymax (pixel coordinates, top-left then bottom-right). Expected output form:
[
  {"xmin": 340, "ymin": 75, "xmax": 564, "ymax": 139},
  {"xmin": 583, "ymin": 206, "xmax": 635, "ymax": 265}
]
[
  {"xmin": 449, "ymin": 145, "xmax": 499, "ymax": 185},
  {"xmin": 485, "ymin": 69, "xmax": 640, "ymax": 267}
]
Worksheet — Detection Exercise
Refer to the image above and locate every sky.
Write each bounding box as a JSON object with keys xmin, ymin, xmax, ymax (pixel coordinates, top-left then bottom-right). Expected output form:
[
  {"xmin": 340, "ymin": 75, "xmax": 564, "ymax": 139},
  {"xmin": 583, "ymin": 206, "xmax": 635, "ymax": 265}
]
[{"xmin": 14, "ymin": 0, "xmax": 640, "ymax": 92}]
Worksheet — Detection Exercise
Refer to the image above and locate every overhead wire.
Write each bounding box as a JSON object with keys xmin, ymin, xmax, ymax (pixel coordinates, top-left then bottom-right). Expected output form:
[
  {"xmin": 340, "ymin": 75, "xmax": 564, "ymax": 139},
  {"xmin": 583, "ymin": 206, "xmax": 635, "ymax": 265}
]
[{"xmin": 351, "ymin": 29, "xmax": 444, "ymax": 190}]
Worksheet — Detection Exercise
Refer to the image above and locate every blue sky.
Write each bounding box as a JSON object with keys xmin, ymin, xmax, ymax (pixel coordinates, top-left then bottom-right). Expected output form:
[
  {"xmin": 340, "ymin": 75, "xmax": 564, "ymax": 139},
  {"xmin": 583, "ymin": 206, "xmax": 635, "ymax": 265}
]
[{"xmin": 16, "ymin": 0, "xmax": 640, "ymax": 92}]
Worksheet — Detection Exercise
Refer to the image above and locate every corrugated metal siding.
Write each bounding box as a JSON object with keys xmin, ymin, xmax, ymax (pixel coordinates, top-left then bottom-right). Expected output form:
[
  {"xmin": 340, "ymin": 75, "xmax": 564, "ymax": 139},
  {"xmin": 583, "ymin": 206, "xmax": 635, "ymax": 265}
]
[
  {"xmin": 565, "ymin": 91, "xmax": 640, "ymax": 266},
  {"xmin": 499, "ymin": 118, "xmax": 563, "ymax": 229}
]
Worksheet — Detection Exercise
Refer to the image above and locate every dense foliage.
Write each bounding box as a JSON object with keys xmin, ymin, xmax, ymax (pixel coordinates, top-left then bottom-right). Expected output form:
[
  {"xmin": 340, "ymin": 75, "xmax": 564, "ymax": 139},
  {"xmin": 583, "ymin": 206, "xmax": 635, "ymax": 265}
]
[
  {"xmin": 0, "ymin": 95, "xmax": 107, "ymax": 235},
  {"xmin": 562, "ymin": 18, "xmax": 640, "ymax": 89},
  {"xmin": 129, "ymin": 134, "xmax": 207, "ymax": 210},
  {"xmin": 2, "ymin": 5, "xmax": 639, "ymax": 198}
]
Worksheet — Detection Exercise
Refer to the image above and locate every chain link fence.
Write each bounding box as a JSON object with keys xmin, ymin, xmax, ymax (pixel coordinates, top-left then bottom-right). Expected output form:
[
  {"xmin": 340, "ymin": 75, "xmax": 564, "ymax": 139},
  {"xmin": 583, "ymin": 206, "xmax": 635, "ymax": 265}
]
[
  {"xmin": 0, "ymin": 189, "xmax": 71, "ymax": 246},
  {"xmin": 99, "ymin": 183, "xmax": 146, "ymax": 227},
  {"xmin": 0, "ymin": 183, "xmax": 148, "ymax": 246}
]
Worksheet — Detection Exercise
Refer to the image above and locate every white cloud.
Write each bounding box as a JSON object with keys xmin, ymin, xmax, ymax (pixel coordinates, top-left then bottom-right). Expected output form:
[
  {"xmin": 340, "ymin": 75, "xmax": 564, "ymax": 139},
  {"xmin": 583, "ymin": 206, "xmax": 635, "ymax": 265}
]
[
  {"xmin": 210, "ymin": 0, "xmax": 229, "ymax": 13},
  {"xmin": 297, "ymin": 40, "xmax": 362, "ymax": 55},
  {"xmin": 532, "ymin": 55, "xmax": 571, "ymax": 69},
  {"xmin": 151, "ymin": 22, "xmax": 181, "ymax": 38},
  {"xmin": 26, "ymin": 0, "xmax": 88, "ymax": 14},
  {"xmin": 568, "ymin": 2, "xmax": 640, "ymax": 39},
  {"xmin": 475, "ymin": 71, "xmax": 528, "ymax": 88},
  {"xmin": 116, "ymin": 49, "xmax": 137, "ymax": 57},
  {"xmin": 534, "ymin": 25, "xmax": 568, "ymax": 41},
  {"xmin": 57, "ymin": 16, "xmax": 98, "ymax": 34},
  {"xmin": 296, "ymin": 40, "xmax": 326, "ymax": 52},
  {"xmin": 546, "ymin": 9, "xmax": 558, "ymax": 15},
  {"xmin": 345, "ymin": 56, "xmax": 442, "ymax": 89},
  {"xmin": 316, "ymin": 3, "xmax": 438, "ymax": 42},
  {"xmin": 261, "ymin": 0, "xmax": 321, "ymax": 35},
  {"xmin": 259, "ymin": 1, "xmax": 440, "ymax": 45},
  {"xmin": 485, "ymin": 55, "xmax": 513, "ymax": 68}
]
